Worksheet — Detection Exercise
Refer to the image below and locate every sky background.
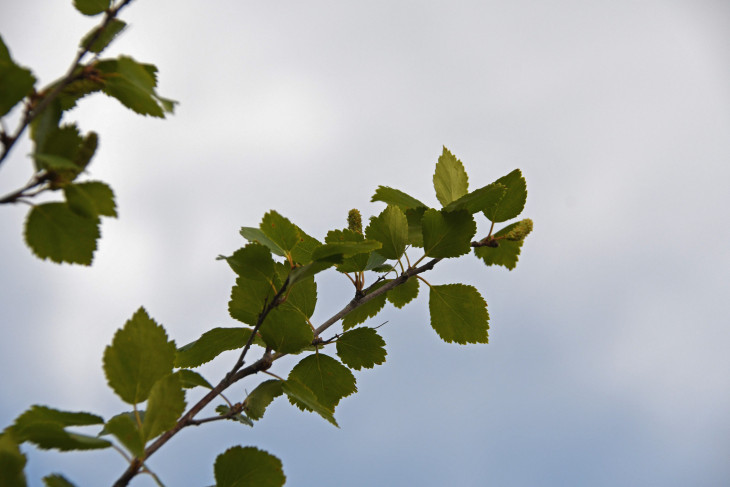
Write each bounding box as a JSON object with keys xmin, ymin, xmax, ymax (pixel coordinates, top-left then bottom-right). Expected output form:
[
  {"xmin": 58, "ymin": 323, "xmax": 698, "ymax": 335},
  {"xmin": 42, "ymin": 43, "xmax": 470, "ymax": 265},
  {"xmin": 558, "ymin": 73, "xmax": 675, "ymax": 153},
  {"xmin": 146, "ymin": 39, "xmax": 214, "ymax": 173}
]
[{"xmin": 1, "ymin": 0, "xmax": 729, "ymax": 486}]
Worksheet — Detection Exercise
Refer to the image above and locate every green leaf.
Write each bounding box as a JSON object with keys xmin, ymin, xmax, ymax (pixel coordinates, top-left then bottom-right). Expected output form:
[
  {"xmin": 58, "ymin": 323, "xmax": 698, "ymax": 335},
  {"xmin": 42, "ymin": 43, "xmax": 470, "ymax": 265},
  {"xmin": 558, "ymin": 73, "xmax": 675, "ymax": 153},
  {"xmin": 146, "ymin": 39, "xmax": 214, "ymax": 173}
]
[
  {"xmin": 287, "ymin": 354, "xmax": 356, "ymax": 412},
  {"xmin": 288, "ymin": 260, "xmax": 335, "ymax": 285},
  {"xmin": 260, "ymin": 211, "xmax": 300, "ymax": 256},
  {"xmin": 342, "ymin": 281, "xmax": 390, "ymax": 331},
  {"xmin": 433, "ymin": 147, "xmax": 469, "ymax": 206},
  {"xmin": 473, "ymin": 219, "xmax": 532, "ymax": 270},
  {"xmin": 0, "ymin": 434, "xmax": 27, "ymax": 487},
  {"xmin": 243, "ymin": 380, "xmax": 284, "ymax": 421},
  {"xmin": 405, "ymin": 207, "xmax": 427, "ymax": 247},
  {"xmin": 176, "ymin": 327, "xmax": 262, "ymax": 368},
  {"xmin": 10, "ymin": 406, "xmax": 110, "ymax": 452},
  {"xmin": 228, "ymin": 277, "xmax": 277, "ymax": 325},
  {"xmin": 223, "ymin": 243, "xmax": 275, "ymax": 281},
  {"xmin": 429, "ymin": 284, "xmax": 489, "ymax": 344},
  {"xmin": 141, "ymin": 374, "xmax": 186, "ymax": 442},
  {"xmin": 387, "ymin": 276, "xmax": 419, "ymax": 308},
  {"xmin": 483, "ymin": 169, "xmax": 527, "ymax": 223},
  {"xmin": 311, "ymin": 240, "xmax": 382, "ymax": 262},
  {"xmin": 32, "ymin": 124, "xmax": 82, "ymax": 172},
  {"xmin": 421, "ymin": 208, "xmax": 476, "ymax": 258},
  {"xmin": 100, "ymin": 413, "xmax": 144, "ymax": 457},
  {"xmin": 0, "ymin": 35, "xmax": 36, "ymax": 117},
  {"xmin": 97, "ymin": 56, "xmax": 174, "ymax": 117},
  {"xmin": 239, "ymin": 227, "xmax": 285, "ymax": 256},
  {"xmin": 281, "ymin": 275, "xmax": 317, "ymax": 320},
  {"xmin": 24, "ymin": 202, "xmax": 100, "ymax": 265},
  {"xmin": 43, "ymin": 474, "xmax": 76, "ymax": 487},
  {"xmin": 365, "ymin": 205, "xmax": 408, "ymax": 260},
  {"xmin": 73, "ymin": 0, "xmax": 110, "ymax": 15},
  {"xmin": 214, "ymin": 406, "xmax": 253, "ymax": 427},
  {"xmin": 80, "ymin": 19, "xmax": 126, "ymax": 53},
  {"xmin": 290, "ymin": 227, "xmax": 321, "ymax": 265},
  {"xmin": 325, "ymin": 229, "xmax": 371, "ymax": 272},
  {"xmin": 336, "ymin": 327, "xmax": 387, "ymax": 370},
  {"xmin": 259, "ymin": 306, "xmax": 314, "ymax": 354},
  {"xmin": 103, "ymin": 307, "xmax": 177, "ymax": 404},
  {"xmin": 364, "ymin": 251, "xmax": 389, "ymax": 271},
  {"xmin": 280, "ymin": 379, "xmax": 338, "ymax": 427},
  {"xmin": 176, "ymin": 369, "xmax": 213, "ymax": 389},
  {"xmin": 444, "ymin": 183, "xmax": 506, "ymax": 214},
  {"xmin": 214, "ymin": 446, "xmax": 286, "ymax": 487},
  {"xmin": 371, "ymin": 186, "xmax": 426, "ymax": 210},
  {"xmin": 63, "ymin": 181, "xmax": 116, "ymax": 218},
  {"xmin": 33, "ymin": 153, "xmax": 78, "ymax": 172},
  {"xmin": 29, "ymin": 100, "xmax": 62, "ymax": 153}
]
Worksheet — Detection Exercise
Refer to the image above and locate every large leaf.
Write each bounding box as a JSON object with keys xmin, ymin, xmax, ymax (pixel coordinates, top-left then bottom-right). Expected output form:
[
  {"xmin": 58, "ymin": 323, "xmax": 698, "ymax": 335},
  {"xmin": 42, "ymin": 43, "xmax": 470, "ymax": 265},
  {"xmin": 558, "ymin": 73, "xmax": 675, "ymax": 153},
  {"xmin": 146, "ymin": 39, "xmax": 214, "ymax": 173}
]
[
  {"xmin": 100, "ymin": 413, "xmax": 144, "ymax": 457},
  {"xmin": 10, "ymin": 406, "xmax": 110, "ymax": 452},
  {"xmin": 0, "ymin": 434, "xmax": 26, "ymax": 487},
  {"xmin": 280, "ymin": 275, "xmax": 317, "ymax": 320},
  {"xmin": 24, "ymin": 202, "xmax": 99, "ymax": 265},
  {"xmin": 474, "ymin": 219, "xmax": 532, "ymax": 270},
  {"xmin": 342, "ymin": 281, "xmax": 390, "ymax": 330},
  {"xmin": 141, "ymin": 374, "xmax": 186, "ymax": 442},
  {"xmin": 175, "ymin": 327, "xmax": 262, "ymax": 368},
  {"xmin": 103, "ymin": 307, "xmax": 176, "ymax": 404},
  {"xmin": 433, "ymin": 147, "xmax": 469, "ymax": 206},
  {"xmin": 258, "ymin": 306, "xmax": 313, "ymax": 354},
  {"xmin": 73, "ymin": 0, "xmax": 110, "ymax": 16},
  {"xmin": 290, "ymin": 226, "xmax": 321, "ymax": 265},
  {"xmin": 371, "ymin": 186, "xmax": 426, "ymax": 210},
  {"xmin": 221, "ymin": 242, "xmax": 275, "ymax": 281},
  {"xmin": 214, "ymin": 446, "xmax": 285, "ymax": 487},
  {"xmin": 0, "ymin": 35, "xmax": 36, "ymax": 117},
  {"xmin": 365, "ymin": 205, "xmax": 408, "ymax": 260},
  {"xmin": 63, "ymin": 181, "xmax": 116, "ymax": 218},
  {"xmin": 336, "ymin": 328, "xmax": 387, "ymax": 370},
  {"xmin": 444, "ymin": 183, "xmax": 506, "ymax": 214},
  {"xmin": 228, "ymin": 277, "xmax": 277, "ymax": 326},
  {"xmin": 421, "ymin": 208, "xmax": 476, "ymax": 258},
  {"xmin": 483, "ymin": 169, "xmax": 527, "ymax": 223},
  {"xmin": 243, "ymin": 380, "xmax": 284, "ymax": 421},
  {"xmin": 387, "ymin": 276, "xmax": 419, "ymax": 308},
  {"xmin": 287, "ymin": 354, "xmax": 356, "ymax": 412},
  {"xmin": 281, "ymin": 379, "xmax": 338, "ymax": 427},
  {"xmin": 429, "ymin": 284, "xmax": 489, "ymax": 344}
]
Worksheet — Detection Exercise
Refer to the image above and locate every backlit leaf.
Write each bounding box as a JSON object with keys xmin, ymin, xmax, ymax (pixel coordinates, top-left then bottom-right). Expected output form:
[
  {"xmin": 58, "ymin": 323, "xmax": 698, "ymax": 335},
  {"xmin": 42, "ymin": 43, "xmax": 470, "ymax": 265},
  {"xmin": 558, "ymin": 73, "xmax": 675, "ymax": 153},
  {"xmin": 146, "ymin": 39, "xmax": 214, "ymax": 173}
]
[
  {"xmin": 371, "ymin": 186, "xmax": 426, "ymax": 210},
  {"xmin": 243, "ymin": 380, "xmax": 284, "ymax": 421},
  {"xmin": 325, "ymin": 229, "xmax": 371, "ymax": 273},
  {"xmin": 24, "ymin": 202, "xmax": 99, "ymax": 265},
  {"xmin": 405, "ymin": 206, "xmax": 427, "ymax": 247},
  {"xmin": 229, "ymin": 277, "xmax": 277, "ymax": 326},
  {"xmin": 474, "ymin": 219, "xmax": 532, "ymax": 270},
  {"xmin": 342, "ymin": 281, "xmax": 390, "ymax": 330},
  {"xmin": 421, "ymin": 208, "xmax": 476, "ymax": 258},
  {"xmin": 80, "ymin": 19, "xmax": 126, "ymax": 53},
  {"xmin": 287, "ymin": 354, "xmax": 356, "ymax": 412},
  {"xmin": 141, "ymin": 374, "xmax": 186, "ymax": 442},
  {"xmin": 483, "ymin": 169, "xmax": 527, "ymax": 223},
  {"xmin": 444, "ymin": 183, "xmax": 506, "ymax": 214},
  {"xmin": 176, "ymin": 327, "xmax": 263, "ymax": 368},
  {"xmin": 260, "ymin": 211, "xmax": 300, "ymax": 256},
  {"xmin": 43, "ymin": 474, "xmax": 76, "ymax": 487},
  {"xmin": 223, "ymin": 243, "xmax": 275, "ymax": 281},
  {"xmin": 429, "ymin": 284, "xmax": 489, "ymax": 344},
  {"xmin": 281, "ymin": 379, "xmax": 338, "ymax": 427},
  {"xmin": 290, "ymin": 227, "xmax": 321, "ymax": 265},
  {"xmin": 239, "ymin": 227, "xmax": 285, "ymax": 256},
  {"xmin": 387, "ymin": 276, "xmax": 419, "ymax": 308},
  {"xmin": 100, "ymin": 413, "xmax": 144, "ymax": 457},
  {"xmin": 365, "ymin": 205, "xmax": 408, "ymax": 260},
  {"xmin": 259, "ymin": 306, "xmax": 313, "ymax": 354},
  {"xmin": 103, "ymin": 307, "xmax": 176, "ymax": 404},
  {"xmin": 336, "ymin": 328, "xmax": 387, "ymax": 370},
  {"xmin": 215, "ymin": 406, "xmax": 253, "ymax": 427},
  {"xmin": 433, "ymin": 147, "xmax": 469, "ymax": 206},
  {"xmin": 63, "ymin": 181, "xmax": 116, "ymax": 218},
  {"xmin": 0, "ymin": 35, "xmax": 36, "ymax": 117},
  {"xmin": 214, "ymin": 446, "xmax": 285, "ymax": 487},
  {"xmin": 73, "ymin": 0, "xmax": 110, "ymax": 16},
  {"xmin": 311, "ymin": 240, "xmax": 382, "ymax": 262},
  {"xmin": 176, "ymin": 369, "xmax": 213, "ymax": 389},
  {"xmin": 10, "ymin": 406, "xmax": 110, "ymax": 452},
  {"xmin": 0, "ymin": 434, "xmax": 26, "ymax": 487},
  {"xmin": 97, "ymin": 56, "xmax": 174, "ymax": 117}
]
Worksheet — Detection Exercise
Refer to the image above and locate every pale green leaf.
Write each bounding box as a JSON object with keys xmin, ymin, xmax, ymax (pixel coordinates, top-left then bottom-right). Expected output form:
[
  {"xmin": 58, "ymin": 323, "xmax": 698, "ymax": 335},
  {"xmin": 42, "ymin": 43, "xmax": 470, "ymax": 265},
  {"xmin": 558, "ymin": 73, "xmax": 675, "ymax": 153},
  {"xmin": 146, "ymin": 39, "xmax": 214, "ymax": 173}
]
[
  {"xmin": 405, "ymin": 207, "xmax": 427, "ymax": 247},
  {"xmin": 421, "ymin": 208, "xmax": 476, "ymax": 258},
  {"xmin": 365, "ymin": 205, "xmax": 408, "ymax": 260},
  {"xmin": 483, "ymin": 169, "xmax": 527, "ymax": 223},
  {"xmin": 474, "ymin": 219, "xmax": 532, "ymax": 270},
  {"xmin": 10, "ymin": 406, "xmax": 110, "ymax": 452},
  {"xmin": 239, "ymin": 227, "xmax": 285, "ymax": 256},
  {"xmin": 214, "ymin": 446, "xmax": 286, "ymax": 487},
  {"xmin": 429, "ymin": 284, "xmax": 489, "ymax": 344},
  {"xmin": 433, "ymin": 147, "xmax": 469, "ymax": 206},
  {"xmin": 371, "ymin": 186, "xmax": 426, "ymax": 210},
  {"xmin": 141, "ymin": 374, "xmax": 186, "ymax": 442},
  {"xmin": 336, "ymin": 327, "xmax": 387, "ymax": 370},
  {"xmin": 80, "ymin": 19, "xmax": 126, "ymax": 53},
  {"xmin": 260, "ymin": 211, "xmax": 300, "ymax": 256},
  {"xmin": 444, "ymin": 183, "xmax": 506, "ymax": 214},
  {"xmin": 176, "ymin": 369, "xmax": 213, "ymax": 389},
  {"xmin": 100, "ymin": 413, "xmax": 144, "ymax": 457}
]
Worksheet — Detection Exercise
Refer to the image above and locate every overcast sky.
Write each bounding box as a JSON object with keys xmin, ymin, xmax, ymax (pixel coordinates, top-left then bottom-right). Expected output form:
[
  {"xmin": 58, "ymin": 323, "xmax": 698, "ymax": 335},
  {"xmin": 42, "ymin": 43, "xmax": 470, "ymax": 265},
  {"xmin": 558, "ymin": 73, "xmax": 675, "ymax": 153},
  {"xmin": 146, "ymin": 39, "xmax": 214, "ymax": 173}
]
[{"xmin": 1, "ymin": 0, "xmax": 729, "ymax": 485}]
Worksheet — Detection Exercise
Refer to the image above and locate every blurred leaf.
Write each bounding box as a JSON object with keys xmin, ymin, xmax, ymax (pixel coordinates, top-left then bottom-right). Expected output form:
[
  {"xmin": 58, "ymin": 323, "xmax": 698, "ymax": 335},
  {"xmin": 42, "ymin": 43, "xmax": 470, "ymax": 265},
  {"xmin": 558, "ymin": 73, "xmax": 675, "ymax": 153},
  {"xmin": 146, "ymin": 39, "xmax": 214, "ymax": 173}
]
[
  {"xmin": 429, "ymin": 284, "xmax": 489, "ymax": 344},
  {"xmin": 10, "ymin": 406, "xmax": 110, "ymax": 452},
  {"xmin": 97, "ymin": 56, "xmax": 174, "ymax": 117},
  {"xmin": 43, "ymin": 474, "xmax": 76, "ymax": 487},
  {"xmin": 444, "ymin": 183, "xmax": 506, "ymax": 214},
  {"xmin": 421, "ymin": 208, "xmax": 476, "ymax": 258},
  {"xmin": 364, "ymin": 251, "xmax": 389, "ymax": 271},
  {"xmin": 287, "ymin": 354, "xmax": 356, "ymax": 412},
  {"xmin": 0, "ymin": 35, "xmax": 36, "ymax": 117},
  {"xmin": 243, "ymin": 380, "xmax": 284, "ymax": 421},
  {"xmin": 29, "ymin": 100, "xmax": 62, "ymax": 152},
  {"xmin": 371, "ymin": 186, "xmax": 426, "ymax": 210},
  {"xmin": 141, "ymin": 374, "xmax": 186, "ymax": 442},
  {"xmin": 63, "ymin": 181, "xmax": 116, "ymax": 218},
  {"xmin": 100, "ymin": 413, "xmax": 144, "ymax": 457},
  {"xmin": 214, "ymin": 406, "xmax": 253, "ymax": 427},
  {"xmin": 281, "ymin": 379, "xmax": 337, "ymax": 427},
  {"xmin": 0, "ymin": 434, "xmax": 27, "ymax": 487},
  {"xmin": 214, "ymin": 446, "xmax": 285, "ymax": 487},
  {"xmin": 33, "ymin": 124, "xmax": 82, "ymax": 171},
  {"xmin": 342, "ymin": 281, "xmax": 390, "ymax": 331},
  {"xmin": 176, "ymin": 369, "xmax": 213, "ymax": 389},
  {"xmin": 80, "ymin": 19, "xmax": 125, "ymax": 53},
  {"xmin": 73, "ymin": 0, "xmax": 110, "ymax": 15},
  {"xmin": 433, "ymin": 147, "xmax": 468, "ymax": 206},
  {"xmin": 365, "ymin": 205, "xmax": 408, "ymax": 260},
  {"xmin": 103, "ymin": 307, "xmax": 176, "ymax": 404},
  {"xmin": 336, "ymin": 327, "xmax": 387, "ymax": 370},
  {"xmin": 176, "ymin": 327, "xmax": 262, "ymax": 368},
  {"xmin": 483, "ymin": 169, "xmax": 527, "ymax": 223},
  {"xmin": 474, "ymin": 219, "xmax": 532, "ymax": 270},
  {"xmin": 24, "ymin": 202, "xmax": 99, "ymax": 265},
  {"xmin": 387, "ymin": 276, "xmax": 419, "ymax": 308}
]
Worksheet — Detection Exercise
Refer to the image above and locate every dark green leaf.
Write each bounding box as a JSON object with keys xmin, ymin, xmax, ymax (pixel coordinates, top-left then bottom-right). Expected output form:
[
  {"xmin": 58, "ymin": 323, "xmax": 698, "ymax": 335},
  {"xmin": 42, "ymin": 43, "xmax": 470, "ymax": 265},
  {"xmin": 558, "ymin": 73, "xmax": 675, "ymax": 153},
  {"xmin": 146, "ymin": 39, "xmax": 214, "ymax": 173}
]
[
  {"xmin": 444, "ymin": 183, "xmax": 506, "ymax": 214},
  {"xmin": 243, "ymin": 380, "xmax": 284, "ymax": 421},
  {"xmin": 0, "ymin": 434, "xmax": 26, "ymax": 487},
  {"xmin": 239, "ymin": 227, "xmax": 285, "ymax": 256},
  {"xmin": 176, "ymin": 327, "xmax": 262, "ymax": 368},
  {"xmin": 214, "ymin": 406, "xmax": 253, "ymax": 427},
  {"xmin": 142, "ymin": 374, "xmax": 186, "ymax": 442},
  {"xmin": 287, "ymin": 354, "xmax": 356, "ymax": 412},
  {"xmin": 433, "ymin": 147, "xmax": 469, "ymax": 206},
  {"xmin": 24, "ymin": 202, "xmax": 99, "ymax": 265},
  {"xmin": 483, "ymin": 169, "xmax": 527, "ymax": 223},
  {"xmin": 342, "ymin": 281, "xmax": 390, "ymax": 331},
  {"xmin": 474, "ymin": 219, "xmax": 532, "ymax": 270},
  {"xmin": 260, "ymin": 211, "xmax": 300, "ymax": 256},
  {"xmin": 103, "ymin": 307, "xmax": 176, "ymax": 404},
  {"xmin": 10, "ymin": 406, "xmax": 110, "ymax": 452},
  {"xmin": 100, "ymin": 413, "xmax": 144, "ymax": 457},
  {"xmin": 29, "ymin": 100, "xmax": 62, "ymax": 152},
  {"xmin": 0, "ymin": 35, "xmax": 36, "ymax": 117},
  {"xmin": 43, "ymin": 474, "xmax": 76, "ymax": 487},
  {"xmin": 290, "ymin": 226, "xmax": 321, "ymax": 265},
  {"xmin": 97, "ymin": 56, "xmax": 174, "ymax": 117},
  {"xmin": 281, "ymin": 275, "xmax": 317, "ymax": 320},
  {"xmin": 63, "ymin": 181, "xmax": 116, "ymax": 218},
  {"xmin": 223, "ymin": 243, "xmax": 275, "ymax": 281},
  {"xmin": 336, "ymin": 328, "xmax": 387, "ymax": 370},
  {"xmin": 371, "ymin": 186, "xmax": 426, "ymax": 210},
  {"xmin": 365, "ymin": 205, "xmax": 408, "ymax": 260},
  {"xmin": 311, "ymin": 240, "xmax": 382, "ymax": 262},
  {"xmin": 72, "ymin": 131, "xmax": 98, "ymax": 173},
  {"xmin": 228, "ymin": 277, "xmax": 277, "ymax": 326},
  {"xmin": 176, "ymin": 369, "xmax": 213, "ymax": 389},
  {"xmin": 73, "ymin": 0, "xmax": 110, "ymax": 15},
  {"xmin": 281, "ymin": 379, "xmax": 338, "ymax": 427},
  {"xmin": 405, "ymin": 207, "xmax": 427, "ymax": 247},
  {"xmin": 429, "ymin": 284, "xmax": 489, "ymax": 344},
  {"xmin": 214, "ymin": 446, "xmax": 286, "ymax": 487},
  {"xmin": 421, "ymin": 208, "xmax": 476, "ymax": 258},
  {"xmin": 387, "ymin": 276, "xmax": 419, "ymax": 308},
  {"xmin": 32, "ymin": 124, "xmax": 82, "ymax": 172},
  {"xmin": 364, "ymin": 251, "xmax": 389, "ymax": 271},
  {"xmin": 324, "ymin": 229, "xmax": 373, "ymax": 273},
  {"xmin": 288, "ymin": 260, "xmax": 335, "ymax": 285},
  {"xmin": 259, "ymin": 306, "xmax": 313, "ymax": 354},
  {"xmin": 80, "ymin": 19, "xmax": 126, "ymax": 53}
]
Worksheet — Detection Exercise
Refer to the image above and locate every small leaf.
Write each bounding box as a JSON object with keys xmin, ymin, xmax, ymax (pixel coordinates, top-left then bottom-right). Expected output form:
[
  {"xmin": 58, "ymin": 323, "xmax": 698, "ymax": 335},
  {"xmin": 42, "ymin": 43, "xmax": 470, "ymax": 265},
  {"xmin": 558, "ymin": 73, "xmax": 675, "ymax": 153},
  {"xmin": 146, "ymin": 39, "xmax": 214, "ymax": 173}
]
[
  {"xmin": 214, "ymin": 406, "xmax": 253, "ymax": 427},
  {"xmin": 63, "ymin": 181, "xmax": 116, "ymax": 218},
  {"xmin": 43, "ymin": 474, "xmax": 76, "ymax": 487},
  {"xmin": 483, "ymin": 169, "xmax": 527, "ymax": 223},
  {"xmin": 365, "ymin": 205, "xmax": 408, "ymax": 260},
  {"xmin": 243, "ymin": 380, "xmax": 284, "ymax": 421},
  {"xmin": 10, "ymin": 406, "xmax": 110, "ymax": 452},
  {"xmin": 287, "ymin": 354, "xmax": 356, "ymax": 412},
  {"xmin": 444, "ymin": 183, "xmax": 506, "ymax": 214},
  {"xmin": 176, "ymin": 369, "xmax": 213, "ymax": 389},
  {"xmin": 342, "ymin": 281, "xmax": 390, "ymax": 331},
  {"xmin": 141, "ymin": 374, "xmax": 186, "ymax": 442},
  {"xmin": 371, "ymin": 186, "xmax": 426, "ymax": 210},
  {"xmin": 100, "ymin": 413, "xmax": 144, "ymax": 457},
  {"xmin": 421, "ymin": 208, "xmax": 476, "ymax": 258},
  {"xmin": 433, "ymin": 147, "xmax": 469, "ymax": 206},
  {"xmin": 281, "ymin": 379, "xmax": 338, "ymax": 427},
  {"xmin": 387, "ymin": 276, "xmax": 419, "ymax": 308},
  {"xmin": 24, "ymin": 203, "xmax": 100, "ymax": 265},
  {"xmin": 429, "ymin": 284, "xmax": 489, "ymax": 344},
  {"xmin": 103, "ymin": 307, "xmax": 176, "ymax": 404},
  {"xmin": 336, "ymin": 328, "xmax": 387, "ymax": 370},
  {"xmin": 0, "ymin": 35, "xmax": 36, "ymax": 117},
  {"xmin": 0, "ymin": 434, "xmax": 27, "ymax": 487},
  {"xmin": 214, "ymin": 446, "xmax": 286, "ymax": 487},
  {"xmin": 474, "ymin": 219, "xmax": 532, "ymax": 270},
  {"xmin": 80, "ymin": 19, "xmax": 126, "ymax": 53},
  {"xmin": 73, "ymin": 0, "xmax": 110, "ymax": 15},
  {"xmin": 176, "ymin": 327, "xmax": 262, "ymax": 368}
]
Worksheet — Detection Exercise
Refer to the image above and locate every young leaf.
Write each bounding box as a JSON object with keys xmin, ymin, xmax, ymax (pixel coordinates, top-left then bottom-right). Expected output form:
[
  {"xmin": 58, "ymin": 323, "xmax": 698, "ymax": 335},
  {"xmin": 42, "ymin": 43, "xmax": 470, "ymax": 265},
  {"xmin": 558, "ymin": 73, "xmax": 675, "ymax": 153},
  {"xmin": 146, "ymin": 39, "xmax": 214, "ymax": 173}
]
[
  {"xmin": 63, "ymin": 181, "xmax": 116, "ymax": 218},
  {"xmin": 483, "ymin": 169, "xmax": 527, "ymax": 223},
  {"xmin": 281, "ymin": 379, "xmax": 338, "ymax": 427},
  {"xmin": 336, "ymin": 327, "xmax": 387, "ymax": 370},
  {"xmin": 429, "ymin": 284, "xmax": 489, "ymax": 344},
  {"xmin": 175, "ymin": 369, "xmax": 213, "ymax": 389},
  {"xmin": 214, "ymin": 446, "xmax": 286, "ymax": 487},
  {"xmin": 80, "ymin": 19, "xmax": 126, "ymax": 53},
  {"xmin": 421, "ymin": 208, "xmax": 476, "ymax": 258},
  {"xmin": 43, "ymin": 474, "xmax": 76, "ymax": 487},
  {"xmin": 100, "ymin": 413, "xmax": 144, "ymax": 457},
  {"xmin": 258, "ymin": 307, "xmax": 314, "ymax": 354},
  {"xmin": 223, "ymin": 243, "xmax": 275, "ymax": 281},
  {"xmin": 474, "ymin": 219, "xmax": 532, "ymax": 270},
  {"xmin": 214, "ymin": 406, "xmax": 253, "ymax": 427},
  {"xmin": 24, "ymin": 202, "xmax": 100, "ymax": 265},
  {"xmin": 287, "ymin": 354, "xmax": 357, "ymax": 412},
  {"xmin": 365, "ymin": 205, "xmax": 408, "ymax": 260},
  {"xmin": 73, "ymin": 0, "xmax": 110, "ymax": 16},
  {"xmin": 10, "ymin": 406, "xmax": 110, "ymax": 452},
  {"xmin": 444, "ymin": 183, "xmax": 506, "ymax": 214},
  {"xmin": 228, "ymin": 277, "xmax": 277, "ymax": 326},
  {"xmin": 0, "ymin": 434, "xmax": 26, "ymax": 487},
  {"xmin": 387, "ymin": 276, "xmax": 419, "ymax": 308},
  {"xmin": 175, "ymin": 327, "xmax": 262, "ymax": 368},
  {"xmin": 141, "ymin": 374, "xmax": 186, "ymax": 442},
  {"xmin": 0, "ymin": 35, "xmax": 36, "ymax": 117},
  {"xmin": 371, "ymin": 186, "xmax": 426, "ymax": 210},
  {"xmin": 342, "ymin": 281, "xmax": 390, "ymax": 331},
  {"xmin": 243, "ymin": 380, "xmax": 284, "ymax": 421},
  {"xmin": 103, "ymin": 307, "xmax": 176, "ymax": 405},
  {"xmin": 433, "ymin": 147, "xmax": 469, "ymax": 206}
]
